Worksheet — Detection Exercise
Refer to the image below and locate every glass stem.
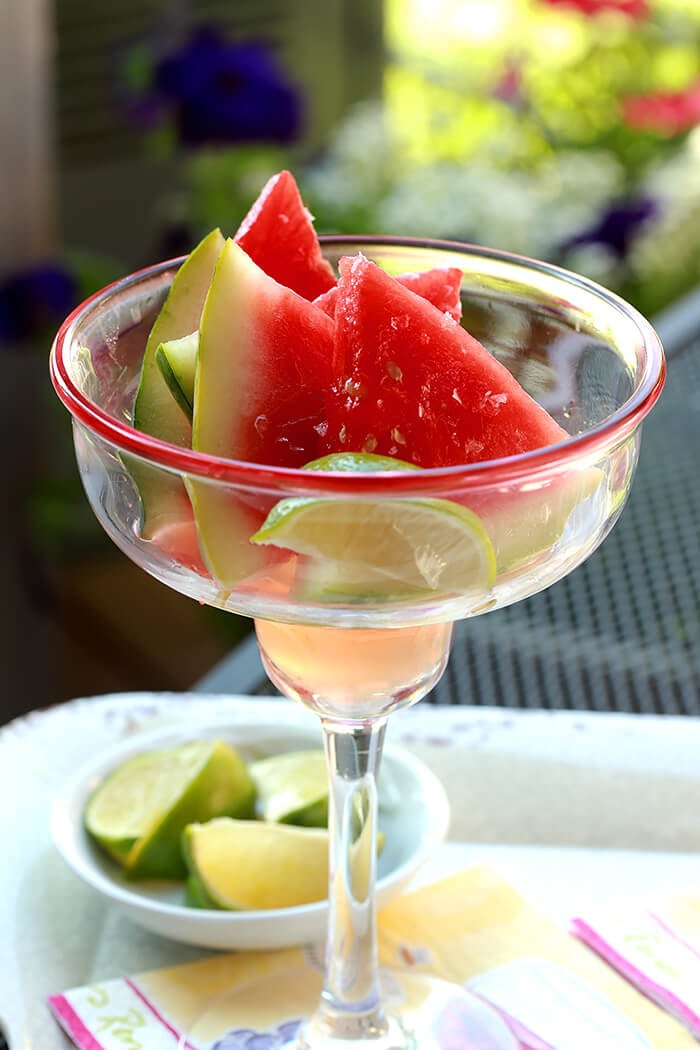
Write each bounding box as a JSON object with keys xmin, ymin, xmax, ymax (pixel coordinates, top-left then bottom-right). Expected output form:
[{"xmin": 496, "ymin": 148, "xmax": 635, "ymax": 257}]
[{"xmin": 307, "ymin": 718, "xmax": 389, "ymax": 1043}]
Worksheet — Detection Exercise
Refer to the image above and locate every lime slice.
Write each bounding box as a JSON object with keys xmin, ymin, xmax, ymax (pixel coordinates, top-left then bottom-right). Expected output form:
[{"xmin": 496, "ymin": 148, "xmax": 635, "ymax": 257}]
[
  {"xmin": 84, "ymin": 739, "xmax": 257, "ymax": 880},
  {"xmin": 303, "ymin": 452, "xmax": 421, "ymax": 474},
  {"xmin": 251, "ymin": 453, "xmax": 496, "ymax": 600},
  {"xmin": 182, "ymin": 817, "xmax": 330, "ymax": 909},
  {"xmin": 250, "ymin": 749, "xmax": 328, "ymax": 827}
]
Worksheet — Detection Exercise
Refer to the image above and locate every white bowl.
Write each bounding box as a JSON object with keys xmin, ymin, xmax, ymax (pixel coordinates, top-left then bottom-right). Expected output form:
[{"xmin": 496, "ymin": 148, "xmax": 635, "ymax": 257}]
[{"xmin": 50, "ymin": 715, "xmax": 449, "ymax": 950}]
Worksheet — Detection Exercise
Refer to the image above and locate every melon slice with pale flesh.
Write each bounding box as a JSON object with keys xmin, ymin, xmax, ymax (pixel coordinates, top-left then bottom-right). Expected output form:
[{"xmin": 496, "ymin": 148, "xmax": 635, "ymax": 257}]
[
  {"xmin": 129, "ymin": 227, "xmax": 224, "ymax": 570},
  {"xmin": 130, "ymin": 172, "xmax": 335, "ymax": 575},
  {"xmin": 133, "ymin": 228, "xmax": 224, "ymax": 457},
  {"xmin": 155, "ymin": 331, "xmax": 198, "ymax": 422}
]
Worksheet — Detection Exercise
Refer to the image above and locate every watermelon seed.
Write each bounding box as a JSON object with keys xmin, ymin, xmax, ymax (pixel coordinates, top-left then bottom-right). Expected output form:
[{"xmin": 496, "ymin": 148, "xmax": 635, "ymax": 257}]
[
  {"xmin": 386, "ymin": 360, "xmax": 403, "ymax": 382},
  {"xmin": 363, "ymin": 435, "xmax": 378, "ymax": 453},
  {"xmin": 343, "ymin": 377, "xmax": 366, "ymax": 398},
  {"xmin": 254, "ymin": 414, "xmax": 270, "ymax": 436},
  {"xmin": 480, "ymin": 391, "xmax": 508, "ymax": 416}
]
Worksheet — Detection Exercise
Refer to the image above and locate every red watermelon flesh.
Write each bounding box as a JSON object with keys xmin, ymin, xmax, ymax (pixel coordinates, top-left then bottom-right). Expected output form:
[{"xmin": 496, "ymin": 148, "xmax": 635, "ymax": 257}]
[
  {"xmin": 148, "ymin": 504, "xmax": 208, "ymax": 575},
  {"xmin": 322, "ymin": 253, "xmax": 568, "ymax": 468},
  {"xmin": 313, "ymin": 266, "xmax": 463, "ymax": 323},
  {"xmin": 234, "ymin": 170, "xmax": 336, "ymax": 302},
  {"xmin": 312, "ymin": 284, "xmax": 340, "ymax": 318}
]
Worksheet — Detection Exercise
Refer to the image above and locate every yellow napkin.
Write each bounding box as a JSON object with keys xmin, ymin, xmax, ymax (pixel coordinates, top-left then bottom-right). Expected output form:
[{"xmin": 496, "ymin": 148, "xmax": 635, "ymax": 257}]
[{"xmin": 49, "ymin": 865, "xmax": 696, "ymax": 1049}]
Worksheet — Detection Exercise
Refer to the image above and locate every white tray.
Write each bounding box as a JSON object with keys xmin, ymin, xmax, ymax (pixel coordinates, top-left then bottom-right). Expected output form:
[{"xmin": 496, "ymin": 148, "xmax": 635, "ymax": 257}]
[{"xmin": 3, "ymin": 692, "xmax": 700, "ymax": 1049}]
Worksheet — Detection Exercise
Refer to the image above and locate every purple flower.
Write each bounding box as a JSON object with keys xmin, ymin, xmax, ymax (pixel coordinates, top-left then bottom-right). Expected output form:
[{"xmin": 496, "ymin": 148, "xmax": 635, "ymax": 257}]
[
  {"xmin": 147, "ymin": 27, "xmax": 303, "ymax": 148},
  {"xmin": 0, "ymin": 264, "xmax": 78, "ymax": 347},
  {"xmin": 562, "ymin": 196, "xmax": 658, "ymax": 259}
]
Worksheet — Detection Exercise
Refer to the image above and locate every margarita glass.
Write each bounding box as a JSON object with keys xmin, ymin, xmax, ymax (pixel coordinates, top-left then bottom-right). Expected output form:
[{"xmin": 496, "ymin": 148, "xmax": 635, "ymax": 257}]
[{"xmin": 50, "ymin": 238, "xmax": 664, "ymax": 1050}]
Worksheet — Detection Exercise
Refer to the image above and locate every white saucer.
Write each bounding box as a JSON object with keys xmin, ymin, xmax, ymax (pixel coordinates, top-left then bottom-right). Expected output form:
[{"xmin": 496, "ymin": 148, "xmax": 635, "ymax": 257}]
[{"xmin": 50, "ymin": 714, "xmax": 450, "ymax": 950}]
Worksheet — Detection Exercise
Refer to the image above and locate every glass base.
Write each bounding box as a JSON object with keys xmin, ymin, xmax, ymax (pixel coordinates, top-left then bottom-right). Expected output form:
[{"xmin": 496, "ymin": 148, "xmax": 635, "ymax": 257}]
[{"xmin": 178, "ymin": 967, "xmax": 520, "ymax": 1050}]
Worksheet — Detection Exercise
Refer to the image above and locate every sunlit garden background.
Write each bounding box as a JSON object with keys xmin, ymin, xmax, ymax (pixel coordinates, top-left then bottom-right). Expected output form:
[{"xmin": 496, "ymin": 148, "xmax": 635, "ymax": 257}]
[
  {"xmin": 309, "ymin": 0, "xmax": 700, "ymax": 318},
  {"xmin": 10, "ymin": 0, "xmax": 698, "ymax": 330},
  {"xmin": 154, "ymin": 0, "xmax": 700, "ymax": 319}
]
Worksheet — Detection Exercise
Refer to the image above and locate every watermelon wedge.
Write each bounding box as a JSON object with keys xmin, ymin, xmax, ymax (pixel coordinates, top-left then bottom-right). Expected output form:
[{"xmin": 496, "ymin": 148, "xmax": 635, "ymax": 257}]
[
  {"xmin": 313, "ymin": 267, "xmax": 463, "ymax": 324},
  {"xmin": 317, "ymin": 253, "xmax": 593, "ymax": 573},
  {"xmin": 127, "ymin": 168, "xmax": 594, "ymax": 586},
  {"xmin": 187, "ymin": 239, "xmax": 336, "ymax": 586},
  {"xmin": 323, "ymin": 253, "xmax": 568, "ymax": 468},
  {"xmin": 194, "ymin": 240, "xmax": 335, "ymax": 468},
  {"xmin": 234, "ymin": 170, "xmax": 336, "ymax": 301}
]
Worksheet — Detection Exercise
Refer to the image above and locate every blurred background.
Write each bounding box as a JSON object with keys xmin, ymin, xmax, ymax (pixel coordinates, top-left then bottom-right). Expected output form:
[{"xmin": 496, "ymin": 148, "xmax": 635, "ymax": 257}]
[{"xmin": 2, "ymin": 0, "xmax": 699, "ymax": 723}]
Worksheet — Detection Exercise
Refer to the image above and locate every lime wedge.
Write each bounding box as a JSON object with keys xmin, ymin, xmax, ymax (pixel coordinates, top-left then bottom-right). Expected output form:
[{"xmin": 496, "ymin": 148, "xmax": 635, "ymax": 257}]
[
  {"xmin": 182, "ymin": 817, "xmax": 330, "ymax": 909},
  {"xmin": 251, "ymin": 453, "xmax": 496, "ymax": 600},
  {"xmin": 83, "ymin": 752, "xmax": 159, "ymax": 865},
  {"xmin": 302, "ymin": 452, "xmax": 421, "ymax": 474},
  {"xmin": 182, "ymin": 818, "xmax": 385, "ymax": 911},
  {"xmin": 84, "ymin": 739, "xmax": 257, "ymax": 880},
  {"xmin": 250, "ymin": 749, "xmax": 328, "ymax": 827}
]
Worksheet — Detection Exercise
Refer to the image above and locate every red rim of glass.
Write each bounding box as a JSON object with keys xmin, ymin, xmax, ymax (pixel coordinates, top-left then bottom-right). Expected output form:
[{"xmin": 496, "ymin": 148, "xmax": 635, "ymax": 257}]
[{"xmin": 49, "ymin": 235, "xmax": 666, "ymax": 497}]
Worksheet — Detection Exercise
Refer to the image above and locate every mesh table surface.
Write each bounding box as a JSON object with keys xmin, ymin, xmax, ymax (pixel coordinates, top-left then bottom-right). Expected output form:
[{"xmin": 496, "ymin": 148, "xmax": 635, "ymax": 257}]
[
  {"xmin": 433, "ymin": 333, "xmax": 699, "ymax": 715},
  {"xmin": 195, "ymin": 308, "xmax": 700, "ymax": 715}
]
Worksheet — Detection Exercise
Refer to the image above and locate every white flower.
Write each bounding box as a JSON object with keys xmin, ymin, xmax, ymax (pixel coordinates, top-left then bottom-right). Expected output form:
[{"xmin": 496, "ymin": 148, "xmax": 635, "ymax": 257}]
[
  {"xmin": 304, "ymin": 99, "xmax": 625, "ymax": 264},
  {"xmin": 303, "ymin": 102, "xmax": 400, "ymax": 219},
  {"xmin": 376, "ymin": 150, "xmax": 622, "ymax": 259},
  {"xmin": 562, "ymin": 243, "xmax": 621, "ymax": 290}
]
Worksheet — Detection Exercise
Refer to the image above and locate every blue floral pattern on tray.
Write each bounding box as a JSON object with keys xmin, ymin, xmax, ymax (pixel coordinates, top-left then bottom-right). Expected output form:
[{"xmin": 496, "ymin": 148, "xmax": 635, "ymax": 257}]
[{"xmin": 212, "ymin": 1019, "xmax": 301, "ymax": 1049}]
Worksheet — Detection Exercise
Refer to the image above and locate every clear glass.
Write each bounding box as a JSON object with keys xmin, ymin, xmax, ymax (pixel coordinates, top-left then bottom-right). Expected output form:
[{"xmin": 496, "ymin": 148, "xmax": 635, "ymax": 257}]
[{"xmin": 50, "ymin": 238, "xmax": 665, "ymax": 1049}]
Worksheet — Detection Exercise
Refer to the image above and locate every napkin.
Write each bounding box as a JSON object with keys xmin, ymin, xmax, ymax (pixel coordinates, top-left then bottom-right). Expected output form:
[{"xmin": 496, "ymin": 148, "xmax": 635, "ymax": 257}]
[
  {"xmin": 48, "ymin": 865, "xmax": 696, "ymax": 1050},
  {"xmin": 572, "ymin": 889, "xmax": 700, "ymax": 1040}
]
